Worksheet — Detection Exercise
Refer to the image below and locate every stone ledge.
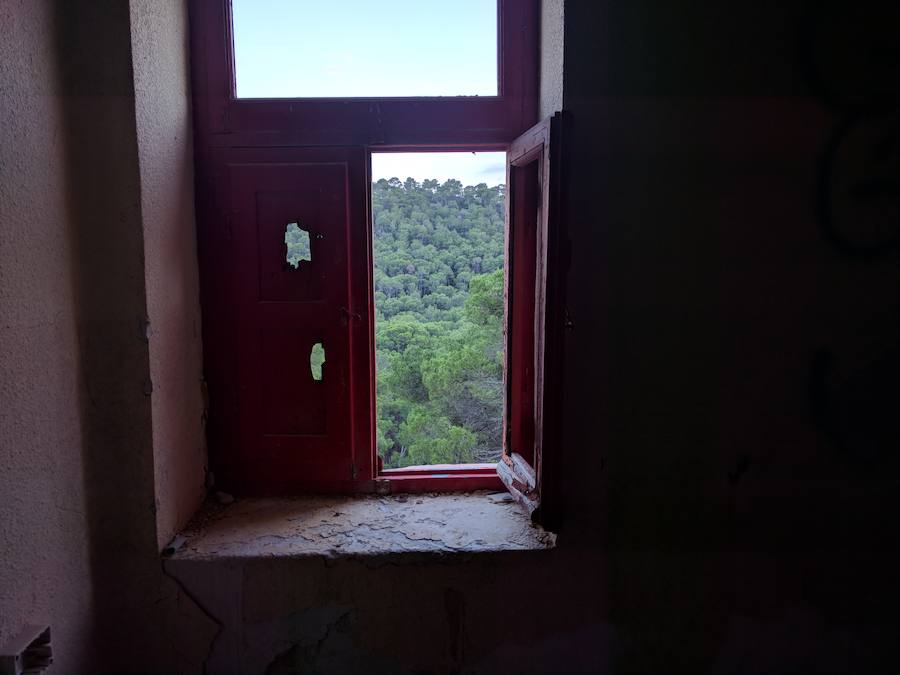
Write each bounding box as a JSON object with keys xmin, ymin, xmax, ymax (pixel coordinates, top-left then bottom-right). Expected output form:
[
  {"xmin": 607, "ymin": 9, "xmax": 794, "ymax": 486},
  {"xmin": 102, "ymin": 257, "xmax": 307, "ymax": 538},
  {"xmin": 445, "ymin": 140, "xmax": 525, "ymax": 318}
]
[{"xmin": 166, "ymin": 491, "xmax": 555, "ymax": 561}]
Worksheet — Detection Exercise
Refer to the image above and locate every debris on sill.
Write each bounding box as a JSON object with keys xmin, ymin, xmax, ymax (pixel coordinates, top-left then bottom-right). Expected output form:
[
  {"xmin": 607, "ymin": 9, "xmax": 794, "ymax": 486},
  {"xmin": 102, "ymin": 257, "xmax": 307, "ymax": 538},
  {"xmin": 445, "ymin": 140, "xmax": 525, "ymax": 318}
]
[
  {"xmin": 161, "ymin": 534, "xmax": 187, "ymax": 557},
  {"xmin": 170, "ymin": 491, "xmax": 555, "ymax": 560}
]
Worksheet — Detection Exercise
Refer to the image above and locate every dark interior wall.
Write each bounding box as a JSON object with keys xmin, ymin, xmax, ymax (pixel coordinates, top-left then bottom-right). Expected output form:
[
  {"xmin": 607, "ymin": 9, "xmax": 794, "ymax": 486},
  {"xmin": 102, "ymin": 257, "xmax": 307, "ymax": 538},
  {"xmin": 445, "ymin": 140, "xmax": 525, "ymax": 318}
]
[{"xmin": 561, "ymin": 1, "xmax": 900, "ymax": 671}]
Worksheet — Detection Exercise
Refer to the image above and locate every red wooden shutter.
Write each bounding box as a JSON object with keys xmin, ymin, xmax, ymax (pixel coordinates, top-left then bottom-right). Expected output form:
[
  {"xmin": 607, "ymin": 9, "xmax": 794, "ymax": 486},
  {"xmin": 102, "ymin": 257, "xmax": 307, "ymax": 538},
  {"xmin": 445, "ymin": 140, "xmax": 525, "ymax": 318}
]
[
  {"xmin": 500, "ymin": 113, "xmax": 565, "ymax": 526},
  {"xmin": 204, "ymin": 146, "xmax": 371, "ymax": 494}
]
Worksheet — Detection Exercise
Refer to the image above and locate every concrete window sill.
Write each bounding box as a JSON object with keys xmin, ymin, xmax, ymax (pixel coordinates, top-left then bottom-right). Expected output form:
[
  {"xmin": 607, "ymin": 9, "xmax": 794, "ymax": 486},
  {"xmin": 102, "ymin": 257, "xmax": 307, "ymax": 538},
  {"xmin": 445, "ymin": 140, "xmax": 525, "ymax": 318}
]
[{"xmin": 165, "ymin": 491, "xmax": 556, "ymax": 561}]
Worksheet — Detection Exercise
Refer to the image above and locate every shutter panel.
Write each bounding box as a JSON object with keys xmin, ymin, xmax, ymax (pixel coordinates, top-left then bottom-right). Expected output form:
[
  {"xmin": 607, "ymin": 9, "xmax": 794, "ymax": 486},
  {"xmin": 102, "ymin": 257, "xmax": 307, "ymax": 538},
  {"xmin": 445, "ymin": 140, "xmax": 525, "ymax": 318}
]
[
  {"xmin": 500, "ymin": 113, "xmax": 565, "ymax": 527},
  {"xmin": 207, "ymin": 146, "xmax": 371, "ymax": 494}
]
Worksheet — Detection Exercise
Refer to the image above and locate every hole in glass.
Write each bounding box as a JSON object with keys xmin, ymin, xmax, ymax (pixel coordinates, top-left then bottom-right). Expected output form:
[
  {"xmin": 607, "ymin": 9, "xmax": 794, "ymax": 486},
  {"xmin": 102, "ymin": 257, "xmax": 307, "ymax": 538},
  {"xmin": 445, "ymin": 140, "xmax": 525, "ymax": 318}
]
[
  {"xmin": 310, "ymin": 342, "xmax": 325, "ymax": 381},
  {"xmin": 285, "ymin": 222, "xmax": 311, "ymax": 268}
]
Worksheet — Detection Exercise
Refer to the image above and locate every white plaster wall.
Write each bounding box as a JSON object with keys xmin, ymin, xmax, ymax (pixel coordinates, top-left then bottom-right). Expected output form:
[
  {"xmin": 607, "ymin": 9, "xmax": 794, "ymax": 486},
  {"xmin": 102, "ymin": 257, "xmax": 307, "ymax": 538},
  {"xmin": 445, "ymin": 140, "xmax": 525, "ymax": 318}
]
[
  {"xmin": 540, "ymin": 0, "xmax": 564, "ymax": 119},
  {"xmin": 130, "ymin": 0, "xmax": 207, "ymax": 551},
  {"xmin": 0, "ymin": 0, "xmax": 94, "ymax": 667}
]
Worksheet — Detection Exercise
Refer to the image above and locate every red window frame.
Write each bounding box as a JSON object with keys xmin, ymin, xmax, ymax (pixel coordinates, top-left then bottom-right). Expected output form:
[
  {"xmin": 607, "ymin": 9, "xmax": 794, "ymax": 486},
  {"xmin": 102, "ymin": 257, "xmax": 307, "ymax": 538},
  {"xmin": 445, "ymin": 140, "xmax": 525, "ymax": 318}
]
[
  {"xmin": 189, "ymin": 0, "xmax": 538, "ymax": 147},
  {"xmin": 189, "ymin": 0, "xmax": 553, "ymax": 502}
]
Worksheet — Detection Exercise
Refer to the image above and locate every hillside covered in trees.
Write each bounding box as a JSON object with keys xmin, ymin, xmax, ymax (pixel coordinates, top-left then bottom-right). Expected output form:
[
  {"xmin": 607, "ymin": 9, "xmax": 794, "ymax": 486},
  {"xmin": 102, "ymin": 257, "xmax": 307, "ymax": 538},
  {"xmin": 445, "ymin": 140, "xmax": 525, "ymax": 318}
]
[{"xmin": 372, "ymin": 177, "xmax": 505, "ymax": 468}]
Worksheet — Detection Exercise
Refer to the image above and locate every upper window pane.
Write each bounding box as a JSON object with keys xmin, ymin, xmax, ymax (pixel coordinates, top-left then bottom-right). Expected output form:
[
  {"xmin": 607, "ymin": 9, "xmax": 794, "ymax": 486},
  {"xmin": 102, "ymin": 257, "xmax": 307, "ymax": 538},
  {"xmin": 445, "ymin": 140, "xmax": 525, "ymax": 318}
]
[{"xmin": 231, "ymin": 0, "xmax": 498, "ymax": 98}]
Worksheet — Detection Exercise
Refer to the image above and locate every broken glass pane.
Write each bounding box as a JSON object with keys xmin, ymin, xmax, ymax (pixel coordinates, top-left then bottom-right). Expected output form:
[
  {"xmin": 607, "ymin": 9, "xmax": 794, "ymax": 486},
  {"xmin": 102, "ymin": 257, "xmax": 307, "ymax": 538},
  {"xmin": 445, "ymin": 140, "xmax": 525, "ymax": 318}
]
[{"xmin": 285, "ymin": 222, "xmax": 311, "ymax": 268}]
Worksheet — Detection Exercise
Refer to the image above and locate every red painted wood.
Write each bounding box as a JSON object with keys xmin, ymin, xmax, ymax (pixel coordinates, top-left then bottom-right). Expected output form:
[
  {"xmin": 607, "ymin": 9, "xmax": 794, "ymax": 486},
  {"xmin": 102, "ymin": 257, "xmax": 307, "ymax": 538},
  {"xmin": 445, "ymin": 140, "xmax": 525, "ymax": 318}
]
[
  {"xmin": 506, "ymin": 158, "xmax": 539, "ymax": 468},
  {"xmin": 497, "ymin": 452, "xmax": 539, "ymax": 516},
  {"xmin": 201, "ymin": 147, "xmax": 372, "ymax": 495},
  {"xmin": 382, "ymin": 474, "xmax": 504, "ymax": 494},
  {"xmin": 382, "ymin": 463, "xmax": 498, "ymax": 476},
  {"xmin": 499, "ymin": 117, "xmax": 564, "ymax": 525}
]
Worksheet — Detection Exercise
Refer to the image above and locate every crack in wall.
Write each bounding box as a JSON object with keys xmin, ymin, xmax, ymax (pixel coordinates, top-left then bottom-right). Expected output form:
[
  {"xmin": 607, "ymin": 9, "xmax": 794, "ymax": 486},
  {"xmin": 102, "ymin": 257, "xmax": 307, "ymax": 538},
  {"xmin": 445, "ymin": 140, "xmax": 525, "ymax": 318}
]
[{"xmin": 160, "ymin": 560, "xmax": 223, "ymax": 673}]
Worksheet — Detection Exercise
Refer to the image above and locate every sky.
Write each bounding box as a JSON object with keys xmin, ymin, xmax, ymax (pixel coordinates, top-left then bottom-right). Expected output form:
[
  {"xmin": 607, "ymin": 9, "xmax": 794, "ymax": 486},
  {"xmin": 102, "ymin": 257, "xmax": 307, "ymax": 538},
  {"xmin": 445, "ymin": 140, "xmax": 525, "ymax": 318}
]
[
  {"xmin": 371, "ymin": 151, "xmax": 505, "ymax": 188},
  {"xmin": 232, "ymin": 0, "xmax": 497, "ymax": 98}
]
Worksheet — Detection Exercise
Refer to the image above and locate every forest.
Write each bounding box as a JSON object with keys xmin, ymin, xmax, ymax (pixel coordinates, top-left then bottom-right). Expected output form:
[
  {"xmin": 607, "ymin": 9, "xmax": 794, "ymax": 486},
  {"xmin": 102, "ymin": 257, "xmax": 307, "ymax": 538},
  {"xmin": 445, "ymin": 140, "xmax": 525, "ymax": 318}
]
[{"xmin": 371, "ymin": 177, "xmax": 505, "ymax": 468}]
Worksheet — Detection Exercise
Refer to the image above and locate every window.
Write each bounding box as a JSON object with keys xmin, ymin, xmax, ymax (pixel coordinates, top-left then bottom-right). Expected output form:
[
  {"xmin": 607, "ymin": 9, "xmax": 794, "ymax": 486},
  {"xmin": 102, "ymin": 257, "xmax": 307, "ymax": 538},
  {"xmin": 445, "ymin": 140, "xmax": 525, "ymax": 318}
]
[
  {"xmin": 231, "ymin": 0, "xmax": 498, "ymax": 98},
  {"xmin": 189, "ymin": 0, "xmax": 536, "ymax": 143},
  {"xmin": 370, "ymin": 151, "xmax": 508, "ymax": 479},
  {"xmin": 189, "ymin": 0, "xmax": 563, "ymax": 526}
]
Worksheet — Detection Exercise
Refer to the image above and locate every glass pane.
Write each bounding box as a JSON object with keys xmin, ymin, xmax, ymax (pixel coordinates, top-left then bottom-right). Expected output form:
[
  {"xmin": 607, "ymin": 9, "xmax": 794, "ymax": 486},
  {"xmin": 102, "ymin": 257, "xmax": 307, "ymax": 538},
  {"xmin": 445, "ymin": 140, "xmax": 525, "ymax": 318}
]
[
  {"xmin": 232, "ymin": 0, "xmax": 498, "ymax": 98},
  {"xmin": 371, "ymin": 152, "xmax": 506, "ymax": 468}
]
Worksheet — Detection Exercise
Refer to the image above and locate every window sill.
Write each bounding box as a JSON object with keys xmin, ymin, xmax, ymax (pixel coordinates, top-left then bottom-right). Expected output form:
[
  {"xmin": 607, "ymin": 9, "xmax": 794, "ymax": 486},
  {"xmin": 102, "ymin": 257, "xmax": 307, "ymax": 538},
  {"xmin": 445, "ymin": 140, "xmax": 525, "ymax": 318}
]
[{"xmin": 165, "ymin": 491, "xmax": 555, "ymax": 561}]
